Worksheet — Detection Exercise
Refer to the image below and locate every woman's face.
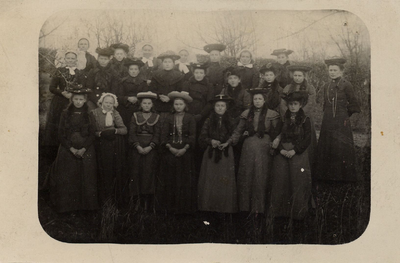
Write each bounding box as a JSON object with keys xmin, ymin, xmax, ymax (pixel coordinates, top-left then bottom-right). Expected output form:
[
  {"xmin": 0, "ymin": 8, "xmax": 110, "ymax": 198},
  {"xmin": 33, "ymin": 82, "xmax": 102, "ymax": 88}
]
[
  {"xmin": 72, "ymin": 94, "xmax": 86, "ymax": 108},
  {"xmin": 142, "ymin": 45, "xmax": 153, "ymax": 58},
  {"xmin": 239, "ymin": 51, "xmax": 252, "ymax": 65},
  {"xmin": 277, "ymin": 54, "xmax": 288, "ymax": 65},
  {"xmin": 102, "ymin": 96, "xmax": 115, "ymax": 111},
  {"xmin": 114, "ymin": 49, "xmax": 126, "ymax": 62},
  {"xmin": 214, "ymin": 101, "xmax": 227, "ymax": 115},
  {"xmin": 64, "ymin": 53, "xmax": 77, "ymax": 67},
  {"xmin": 173, "ymin": 99, "xmax": 186, "ymax": 113},
  {"xmin": 293, "ymin": 71, "xmax": 305, "ymax": 84},
  {"xmin": 253, "ymin": 94, "xmax": 265, "ymax": 108},
  {"xmin": 262, "ymin": 71, "xmax": 275, "ymax": 83},
  {"xmin": 209, "ymin": 50, "xmax": 221, "ymax": 62},
  {"xmin": 98, "ymin": 55, "xmax": 110, "ymax": 67},
  {"xmin": 141, "ymin": 98, "xmax": 153, "ymax": 112},
  {"xmin": 227, "ymin": 75, "xmax": 240, "ymax": 87},
  {"xmin": 128, "ymin": 65, "xmax": 140, "ymax": 77},
  {"xmin": 162, "ymin": 58, "xmax": 175, "ymax": 70},
  {"xmin": 193, "ymin": 69, "xmax": 205, "ymax": 81},
  {"xmin": 328, "ymin": 65, "xmax": 343, "ymax": 79},
  {"xmin": 179, "ymin": 50, "xmax": 189, "ymax": 63},
  {"xmin": 288, "ymin": 101, "xmax": 302, "ymax": 113},
  {"xmin": 78, "ymin": 39, "xmax": 89, "ymax": 52}
]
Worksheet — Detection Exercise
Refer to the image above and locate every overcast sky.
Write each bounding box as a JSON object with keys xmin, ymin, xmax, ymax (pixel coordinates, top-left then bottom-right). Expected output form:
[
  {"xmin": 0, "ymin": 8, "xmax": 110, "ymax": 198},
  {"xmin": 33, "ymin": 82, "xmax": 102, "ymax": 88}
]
[{"xmin": 39, "ymin": 9, "xmax": 369, "ymax": 61}]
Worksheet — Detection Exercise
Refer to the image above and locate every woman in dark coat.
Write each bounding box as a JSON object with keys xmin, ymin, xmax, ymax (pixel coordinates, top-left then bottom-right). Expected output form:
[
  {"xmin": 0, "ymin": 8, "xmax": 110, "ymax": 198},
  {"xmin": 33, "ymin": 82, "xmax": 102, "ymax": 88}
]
[
  {"xmin": 49, "ymin": 84, "xmax": 98, "ymax": 213},
  {"xmin": 204, "ymin": 43, "xmax": 226, "ymax": 96},
  {"xmin": 43, "ymin": 51, "xmax": 86, "ymax": 151},
  {"xmin": 198, "ymin": 94, "xmax": 238, "ymax": 213},
  {"xmin": 228, "ymin": 86, "xmax": 281, "ymax": 214},
  {"xmin": 271, "ymin": 48, "xmax": 293, "ymax": 88},
  {"xmin": 316, "ymin": 58, "xmax": 361, "ymax": 182},
  {"xmin": 128, "ymin": 91, "xmax": 160, "ymax": 211},
  {"xmin": 235, "ymin": 49, "xmax": 260, "ymax": 90},
  {"xmin": 157, "ymin": 91, "xmax": 197, "ymax": 214},
  {"xmin": 91, "ymin": 93, "xmax": 128, "ymax": 205},
  {"xmin": 77, "ymin": 38, "xmax": 97, "ymax": 75},
  {"xmin": 116, "ymin": 58, "xmax": 147, "ymax": 127},
  {"xmin": 86, "ymin": 47, "xmax": 121, "ymax": 111},
  {"xmin": 149, "ymin": 51, "xmax": 184, "ymax": 123},
  {"xmin": 110, "ymin": 43, "xmax": 129, "ymax": 78}
]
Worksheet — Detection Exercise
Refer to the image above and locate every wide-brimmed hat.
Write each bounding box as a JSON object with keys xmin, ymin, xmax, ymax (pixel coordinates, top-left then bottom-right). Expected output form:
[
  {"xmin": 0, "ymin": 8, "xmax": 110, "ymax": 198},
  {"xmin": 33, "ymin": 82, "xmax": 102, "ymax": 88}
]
[
  {"xmin": 203, "ymin": 43, "xmax": 226, "ymax": 53},
  {"xmin": 124, "ymin": 57, "xmax": 145, "ymax": 68},
  {"xmin": 191, "ymin": 62, "xmax": 209, "ymax": 71},
  {"xmin": 324, "ymin": 56, "xmax": 347, "ymax": 65},
  {"xmin": 271, "ymin": 48, "xmax": 294, "ymax": 56},
  {"xmin": 247, "ymin": 87, "xmax": 270, "ymax": 95},
  {"xmin": 137, "ymin": 91, "xmax": 157, "ymax": 100},
  {"xmin": 287, "ymin": 64, "xmax": 312, "ymax": 73},
  {"xmin": 167, "ymin": 91, "xmax": 193, "ymax": 103},
  {"xmin": 95, "ymin": 47, "xmax": 114, "ymax": 57},
  {"xmin": 157, "ymin": 50, "xmax": 180, "ymax": 61},
  {"xmin": 283, "ymin": 91, "xmax": 308, "ymax": 104},
  {"xmin": 223, "ymin": 67, "xmax": 241, "ymax": 78},
  {"xmin": 65, "ymin": 81, "xmax": 92, "ymax": 94},
  {"xmin": 110, "ymin": 43, "xmax": 130, "ymax": 53},
  {"xmin": 210, "ymin": 94, "xmax": 234, "ymax": 103},
  {"xmin": 259, "ymin": 63, "xmax": 279, "ymax": 75}
]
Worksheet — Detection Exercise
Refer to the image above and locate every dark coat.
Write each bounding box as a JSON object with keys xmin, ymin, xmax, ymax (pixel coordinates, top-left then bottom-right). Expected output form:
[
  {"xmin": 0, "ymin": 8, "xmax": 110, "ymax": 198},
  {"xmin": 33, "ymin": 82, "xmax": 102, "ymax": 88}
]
[
  {"xmin": 182, "ymin": 77, "xmax": 214, "ymax": 120},
  {"xmin": 160, "ymin": 113, "xmax": 196, "ymax": 149},
  {"xmin": 140, "ymin": 57, "xmax": 161, "ymax": 82},
  {"xmin": 235, "ymin": 65, "xmax": 260, "ymax": 90},
  {"xmin": 110, "ymin": 57, "xmax": 128, "ymax": 79},
  {"xmin": 86, "ymin": 62, "xmax": 120, "ymax": 105},
  {"xmin": 149, "ymin": 69, "xmax": 184, "ymax": 113},
  {"xmin": 274, "ymin": 61, "xmax": 291, "ymax": 88},
  {"xmin": 221, "ymin": 83, "xmax": 251, "ymax": 120},
  {"xmin": 206, "ymin": 62, "xmax": 225, "ymax": 95},
  {"xmin": 83, "ymin": 52, "xmax": 98, "ymax": 75},
  {"xmin": 129, "ymin": 112, "xmax": 161, "ymax": 148}
]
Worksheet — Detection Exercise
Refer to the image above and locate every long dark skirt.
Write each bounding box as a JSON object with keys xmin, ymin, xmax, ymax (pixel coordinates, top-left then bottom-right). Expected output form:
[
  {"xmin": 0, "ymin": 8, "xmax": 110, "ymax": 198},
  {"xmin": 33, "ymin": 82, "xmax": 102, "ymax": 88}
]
[
  {"xmin": 95, "ymin": 135, "xmax": 127, "ymax": 205},
  {"xmin": 237, "ymin": 134, "xmax": 271, "ymax": 213},
  {"xmin": 128, "ymin": 135, "xmax": 158, "ymax": 196},
  {"xmin": 43, "ymin": 95, "xmax": 70, "ymax": 147},
  {"xmin": 269, "ymin": 143, "xmax": 312, "ymax": 220},
  {"xmin": 198, "ymin": 146, "xmax": 238, "ymax": 213},
  {"xmin": 49, "ymin": 133, "xmax": 98, "ymax": 213},
  {"xmin": 156, "ymin": 143, "xmax": 196, "ymax": 214},
  {"xmin": 316, "ymin": 107, "xmax": 359, "ymax": 181}
]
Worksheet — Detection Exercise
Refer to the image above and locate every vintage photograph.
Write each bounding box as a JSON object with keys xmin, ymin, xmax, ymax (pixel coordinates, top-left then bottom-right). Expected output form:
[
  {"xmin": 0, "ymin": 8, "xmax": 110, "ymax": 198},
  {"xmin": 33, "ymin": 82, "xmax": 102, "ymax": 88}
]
[{"xmin": 38, "ymin": 9, "xmax": 371, "ymax": 244}]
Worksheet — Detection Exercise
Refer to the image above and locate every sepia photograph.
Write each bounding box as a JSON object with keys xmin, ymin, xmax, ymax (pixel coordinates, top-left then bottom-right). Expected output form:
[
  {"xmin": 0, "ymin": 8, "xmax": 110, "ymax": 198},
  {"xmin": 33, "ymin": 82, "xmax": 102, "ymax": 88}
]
[{"xmin": 37, "ymin": 9, "xmax": 371, "ymax": 245}]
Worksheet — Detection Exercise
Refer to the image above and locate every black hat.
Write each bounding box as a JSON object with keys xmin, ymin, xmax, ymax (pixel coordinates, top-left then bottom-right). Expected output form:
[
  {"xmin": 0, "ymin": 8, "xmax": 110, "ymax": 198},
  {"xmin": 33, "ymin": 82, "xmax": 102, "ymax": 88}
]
[
  {"xmin": 157, "ymin": 50, "xmax": 180, "ymax": 61},
  {"xmin": 271, "ymin": 48, "xmax": 293, "ymax": 56},
  {"xmin": 210, "ymin": 93, "xmax": 234, "ymax": 103},
  {"xmin": 191, "ymin": 62, "xmax": 209, "ymax": 71},
  {"xmin": 283, "ymin": 91, "xmax": 308, "ymax": 104},
  {"xmin": 324, "ymin": 57, "xmax": 347, "ymax": 65},
  {"xmin": 223, "ymin": 67, "xmax": 241, "ymax": 78},
  {"xmin": 124, "ymin": 57, "xmax": 145, "ymax": 68},
  {"xmin": 259, "ymin": 63, "xmax": 279, "ymax": 75},
  {"xmin": 287, "ymin": 64, "xmax": 312, "ymax": 72},
  {"xmin": 66, "ymin": 81, "xmax": 92, "ymax": 94},
  {"xmin": 247, "ymin": 87, "xmax": 270, "ymax": 95},
  {"xmin": 95, "ymin": 47, "xmax": 114, "ymax": 57},
  {"xmin": 110, "ymin": 43, "xmax": 130, "ymax": 53},
  {"xmin": 204, "ymin": 43, "xmax": 226, "ymax": 53}
]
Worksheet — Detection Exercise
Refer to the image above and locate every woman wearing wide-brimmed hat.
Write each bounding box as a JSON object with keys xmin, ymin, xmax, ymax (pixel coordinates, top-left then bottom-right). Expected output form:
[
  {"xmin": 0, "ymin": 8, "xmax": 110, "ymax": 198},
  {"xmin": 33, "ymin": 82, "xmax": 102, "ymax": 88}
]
[{"xmin": 271, "ymin": 48, "xmax": 294, "ymax": 88}]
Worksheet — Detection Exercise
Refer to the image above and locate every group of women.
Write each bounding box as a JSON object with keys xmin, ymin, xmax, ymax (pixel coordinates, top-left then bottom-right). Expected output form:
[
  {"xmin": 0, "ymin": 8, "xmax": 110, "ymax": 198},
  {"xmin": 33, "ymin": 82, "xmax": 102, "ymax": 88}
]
[{"xmin": 43, "ymin": 38, "xmax": 361, "ymax": 232}]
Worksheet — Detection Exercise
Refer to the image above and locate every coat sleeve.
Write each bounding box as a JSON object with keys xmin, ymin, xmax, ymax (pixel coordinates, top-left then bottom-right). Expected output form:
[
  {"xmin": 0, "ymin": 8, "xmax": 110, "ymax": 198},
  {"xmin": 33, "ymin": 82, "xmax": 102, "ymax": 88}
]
[
  {"xmin": 303, "ymin": 85, "xmax": 316, "ymax": 113},
  {"xmin": 116, "ymin": 81, "xmax": 129, "ymax": 107},
  {"xmin": 252, "ymin": 67, "xmax": 260, "ymax": 89},
  {"xmin": 199, "ymin": 83, "xmax": 214, "ymax": 118},
  {"xmin": 198, "ymin": 118, "xmax": 212, "ymax": 149},
  {"xmin": 85, "ymin": 70, "xmax": 95, "ymax": 90},
  {"xmin": 58, "ymin": 112, "xmax": 72, "ymax": 149},
  {"xmin": 293, "ymin": 117, "xmax": 311, "ymax": 154},
  {"xmin": 82, "ymin": 113, "xmax": 96, "ymax": 149},
  {"xmin": 114, "ymin": 110, "xmax": 128, "ymax": 135},
  {"xmin": 242, "ymin": 90, "xmax": 252, "ymax": 110},
  {"xmin": 229, "ymin": 111, "xmax": 248, "ymax": 145},
  {"xmin": 49, "ymin": 74, "xmax": 63, "ymax": 96},
  {"xmin": 344, "ymin": 82, "xmax": 361, "ymax": 116},
  {"xmin": 128, "ymin": 113, "xmax": 139, "ymax": 148}
]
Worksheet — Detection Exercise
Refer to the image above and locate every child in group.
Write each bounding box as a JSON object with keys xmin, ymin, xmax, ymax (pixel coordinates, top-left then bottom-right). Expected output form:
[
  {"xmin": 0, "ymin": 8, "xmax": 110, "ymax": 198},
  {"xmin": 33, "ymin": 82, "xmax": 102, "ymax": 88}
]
[
  {"xmin": 49, "ymin": 84, "xmax": 98, "ymax": 213},
  {"xmin": 128, "ymin": 91, "xmax": 160, "ymax": 212},
  {"xmin": 197, "ymin": 94, "xmax": 238, "ymax": 214},
  {"xmin": 110, "ymin": 43, "xmax": 130, "ymax": 78},
  {"xmin": 149, "ymin": 51, "xmax": 184, "ymax": 122},
  {"xmin": 86, "ymin": 47, "xmax": 120, "ymax": 110},
  {"xmin": 139, "ymin": 43, "xmax": 161, "ymax": 86},
  {"xmin": 91, "ymin": 93, "xmax": 127, "ymax": 205},
  {"xmin": 203, "ymin": 43, "xmax": 226, "ymax": 95},
  {"xmin": 271, "ymin": 48, "xmax": 293, "ymax": 88},
  {"xmin": 157, "ymin": 91, "xmax": 196, "ymax": 214},
  {"xmin": 269, "ymin": 91, "xmax": 312, "ymax": 240},
  {"xmin": 43, "ymin": 51, "xmax": 86, "ymax": 160},
  {"xmin": 117, "ymin": 58, "xmax": 147, "ymax": 127},
  {"xmin": 235, "ymin": 49, "xmax": 260, "ymax": 90},
  {"xmin": 76, "ymin": 38, "xmax": 97, "ymax": 75},
  {"xmin": 174, "ymin": 48, "xmax": 194, "ymax": 81}
]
